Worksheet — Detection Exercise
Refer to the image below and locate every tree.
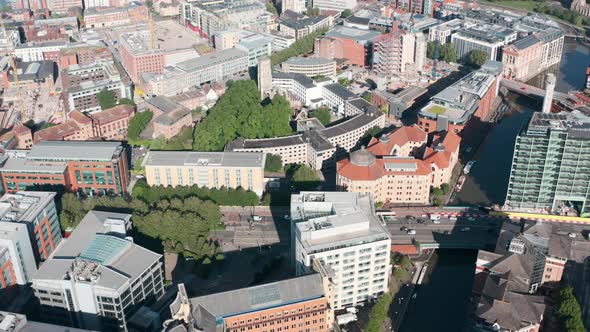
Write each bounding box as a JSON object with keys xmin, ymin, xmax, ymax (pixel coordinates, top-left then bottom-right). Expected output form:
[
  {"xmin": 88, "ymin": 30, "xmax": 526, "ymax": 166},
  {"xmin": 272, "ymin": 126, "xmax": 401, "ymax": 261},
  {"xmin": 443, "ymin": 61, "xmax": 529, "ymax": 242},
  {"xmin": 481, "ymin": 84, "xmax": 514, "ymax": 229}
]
[
  {"xmin": 265, "ymin": 2, "xmax": 277, "ymax": 14},
  {"xmin": 290, "ymin": 164, "xmax": 321, "ymax": 191},
  {"xmin": 309, "ymin": 108, "xmax": 331, "ymax": 125},
  {"xmin": 439, "ymin": 43, "xmax": 457, "ymax": 63},
  {"xmin": 341, "ymin": 9, "xmax": 352, "ymax": 18},
  {"xmin": 362, "ymin": 93, "xmax": 372, "ymax": 102},
  {"xmin": 441, "ymin": 183, "xmax": 451, "ymax": 195},
  {"xmin": 127, "ymin": 110, "xmax": 153, "ymax": 140},
  {"xmin": 364, "ymin": 293, "xmax": 393, "ymax": 332},
  {"xmin": 359, "ymin": 126, "xmax": 381, "ymax": 147},
  {"xmin": 118, "ymin": 98, "xmax": 136, "ymax": 107},
  {"xmin": 426, "ymin": 41, "xmax": 438, "ymax": 59},
  {"xmin": 338, "ymin": 77, "xmax": 351, "ymax": 87},
  {"xmin": 468, "ymin": 50, "xmax": 488, "ymax": 68},
  {"xmin": 41, "ymin": 123, "xmax": 57, "ymax": 129},
  {"xmin": 270, "ymin": 28, "xmax": 327, "ymax": 66},
  {"xmin": 556, "ymin": 286, "xmax": 586, "ymax": 332},
  {"xmin": 96, "ymin": 89, "xmax": 117, "ymax": 110},
  {"xmin": 265, "ymin": 154, "xmax": 283, "ymax": 172},
  {"xmin": 432, "ymin": 187, "xmax": 443, "ymax": 197}
]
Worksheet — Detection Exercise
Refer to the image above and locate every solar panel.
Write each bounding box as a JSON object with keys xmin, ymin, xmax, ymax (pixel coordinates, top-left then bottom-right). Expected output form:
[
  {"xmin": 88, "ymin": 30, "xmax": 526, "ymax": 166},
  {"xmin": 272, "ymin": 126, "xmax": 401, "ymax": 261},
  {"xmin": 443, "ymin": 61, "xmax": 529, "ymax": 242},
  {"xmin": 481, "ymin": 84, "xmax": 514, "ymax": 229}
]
[{"xmin": 249, "ymin": 284, "xmax": 281, "ymax": 306}]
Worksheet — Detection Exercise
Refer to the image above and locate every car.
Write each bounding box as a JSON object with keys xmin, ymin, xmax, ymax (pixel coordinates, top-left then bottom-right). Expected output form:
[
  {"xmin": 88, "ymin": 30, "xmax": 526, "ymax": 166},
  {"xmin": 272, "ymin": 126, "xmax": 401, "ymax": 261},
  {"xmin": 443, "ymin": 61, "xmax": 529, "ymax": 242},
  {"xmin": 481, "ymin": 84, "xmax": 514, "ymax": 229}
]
[
  {"xmin": 284, "ymin": 215, "xmax": 291, "ymax": 220},
  {"xmin": 449, "ymin": 216, "xmax": 457, "ymax": 221},
  {"xmin": 252, "ymin": 215, "xmax": 262, "ymax": 221},
  {"xmin": 417, "ymin": 218, "xmax": 426, "ymax": 224},
  {"xmin": 461, "ymin": 227, "xmax": 471, "ymax": 232},
  {"xmin": 568, "ymin": 232, "xmax": 576, "ymax": 238},
  {"xmin": 429, "ymin": 214, "xmax": 441, "ymax": 221},
  {"xmin": 468, "ymin": 217, "xmax": 476, "ymax": 222},
  {"xmin": 407, "ymin": 229, "xmax": 416, "ymax": 235},
  {"xmin": 400, "ymin": 226, "xmax": 408, "ymax": 232},
  {"xmin": 406, "ymin": 215, "xmax": 416, "ymax": 220},
  {"xmin": 433, "ymin": 219, "xmax": 441, "ymax": 224},
  {"xmin": 135, "ymin": 174, "xmax": 145, "ymax": 179}
]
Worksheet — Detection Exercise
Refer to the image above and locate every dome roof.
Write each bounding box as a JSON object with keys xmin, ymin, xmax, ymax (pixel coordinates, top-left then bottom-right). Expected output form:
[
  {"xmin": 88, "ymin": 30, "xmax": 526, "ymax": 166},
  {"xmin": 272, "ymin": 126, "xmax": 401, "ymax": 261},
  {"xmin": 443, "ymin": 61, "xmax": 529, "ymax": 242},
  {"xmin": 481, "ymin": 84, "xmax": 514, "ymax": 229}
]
[{"xmin": 350, "ymin": 147, "xmax": 376, "ymax": 166}]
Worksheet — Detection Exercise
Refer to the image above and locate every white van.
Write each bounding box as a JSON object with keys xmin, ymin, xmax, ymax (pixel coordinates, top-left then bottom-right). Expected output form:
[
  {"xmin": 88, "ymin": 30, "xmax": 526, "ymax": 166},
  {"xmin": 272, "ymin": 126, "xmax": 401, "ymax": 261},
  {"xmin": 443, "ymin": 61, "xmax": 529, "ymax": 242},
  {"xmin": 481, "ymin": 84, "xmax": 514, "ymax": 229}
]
[
  {"xmin": 430, "ymin": 214, "xmax": 441, "ymax": 221},
  {"xmin": 252, "ymin": 215, "xmax": 262, "ymax": 221}
]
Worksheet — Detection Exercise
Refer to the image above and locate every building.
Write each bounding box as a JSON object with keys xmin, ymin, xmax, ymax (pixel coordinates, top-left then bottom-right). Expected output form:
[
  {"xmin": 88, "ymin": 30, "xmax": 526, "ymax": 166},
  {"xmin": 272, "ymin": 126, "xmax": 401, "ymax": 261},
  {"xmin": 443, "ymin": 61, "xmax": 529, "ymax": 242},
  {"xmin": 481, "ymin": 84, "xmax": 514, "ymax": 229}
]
[
  {"xmin": 0, "ymin": 141, "xmax": 130, "ymax": 196},
  {"xmin": 316, "ymin": 26, "xmax": 381, "ymax": 67},
  {"xmin": 505, "ymin": 112, "xmax": 590, "ymax": 215},
  {"xmin": 58, "ymin": 45, "xmax": 113, "ymax": 70},
  {"xmin": 281, "ymin": 57, "xmax": 336, "ymax": 77},
  {"xmin": 235, "ymin": 34, "xmax": 274, "ymax": 67},
  {"xmin": 145, "ymin": 97, "xmax": 193, "ymax": 139},
  {"xmin": 0, "ymin": 59, "xmax": 56, "ymax": 93},
  {"xmin": 61, "ymin": 60, "xmax": 132, "ymax": 113},
  {"xmin": 428, "ymin": 18, "xmax": 466, "ymax": 43},
  {"xmin": 143, "ymin": 48, "xmax": 248, "ymax": 97},
  {"xmin": 83, "ymin": 3, "xmax": 149, "ymax": 29},
  {"xmin": 13, "ymin": 40, "xmax": 69, "ymax": 62},
  {"xmin": 228, "ymin": 108, "xmax": 385, "ymax": 170},
  {"xmin": 502, "ymin": 28, "xmax": 564, "ymax": 82},
  {"xmin": 571, "ymin": 0, "xmax": 590, "ymax": 17},
  {"xmin": 32, "ymin": 210, "xmax": 164, "ymax": 331},
  {"xmin": 164, "ymin": 275, "xmax": 333, "ymax": 332},
  {"xmin": 312, "ymin": 0, "xmax": 356, "ymax": 10},
  {"xmin": 257, "ymin": 57, "xmax": 272, "ymax": 99},
  {"xmin": 371, "ymin": 85, "xmax": 428, "ymax": 119},
  {"xmin": 279, "ymin": 16, "xmax": 332, "ymax": 40},
  {"xmin": 265, "ymin": 30, "xmax": 296, "ymax": 51},
  {"xmin": 337, "ymin": 125, "xmax": 461, "ymax": 204},
  {"xmin": 322, "ymin": 83, "xmax": 357, "ymax": 115},
  {"xmin": 0, "ymin": 312, "xmax": 93, "ymax": 332},
  {"xmin": 0, "ymin": 223, "xmax": 37, "ymax": 308},
  {"xmin": 282, "ymin": 0, "xmax": 305, "ymax": 14},
  {"xmin": 417, "ymin": 60, "xmax": 502, "ymax": 133},
  {"xmin": 142, "ymin": 151, "xmax": 266, "ymax": 196},
  {"xmin": 451, "ymin": 25, "xmax": 516, "ymax": 61},
  {"xmin": 372, "ymin": 27, "xmax": 417, "ymax": 78},
  {"xmin": 34, "ymin": 105, "xmax": 134, "ymax": 143},
  {"xmin": 291, "ymin": 192, "xmax": 391, "ymax": 309},
  {"xmin": 271, "ymin": 72, "xmax": 332, "ymax": 108}
]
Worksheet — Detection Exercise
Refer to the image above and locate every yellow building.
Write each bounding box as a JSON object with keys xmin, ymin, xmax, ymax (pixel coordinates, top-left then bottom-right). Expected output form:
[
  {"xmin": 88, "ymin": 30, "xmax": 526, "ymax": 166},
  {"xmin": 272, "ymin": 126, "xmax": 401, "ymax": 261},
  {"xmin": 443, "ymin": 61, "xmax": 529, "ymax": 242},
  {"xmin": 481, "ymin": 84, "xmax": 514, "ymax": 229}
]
[{"xmin": 142, "ymin": 151, "xmax": 266, "ymax": 196}]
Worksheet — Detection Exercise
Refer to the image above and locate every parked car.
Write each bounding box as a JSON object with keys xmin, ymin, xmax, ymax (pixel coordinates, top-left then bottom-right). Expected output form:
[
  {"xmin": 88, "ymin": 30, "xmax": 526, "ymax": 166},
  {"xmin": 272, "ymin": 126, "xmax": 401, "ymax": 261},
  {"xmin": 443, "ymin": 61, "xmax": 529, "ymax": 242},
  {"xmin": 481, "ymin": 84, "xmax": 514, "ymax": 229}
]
[
  {"xmin": 407, "ymin": 229, "xmax": 416, "ymax": 235},
  {"xmin": 400, "ymin": 226, "xmax": 408, "ymax": 232},
  {"xmin": 252, "ymin": 215, "xmax": 262, "ymax": 221}
]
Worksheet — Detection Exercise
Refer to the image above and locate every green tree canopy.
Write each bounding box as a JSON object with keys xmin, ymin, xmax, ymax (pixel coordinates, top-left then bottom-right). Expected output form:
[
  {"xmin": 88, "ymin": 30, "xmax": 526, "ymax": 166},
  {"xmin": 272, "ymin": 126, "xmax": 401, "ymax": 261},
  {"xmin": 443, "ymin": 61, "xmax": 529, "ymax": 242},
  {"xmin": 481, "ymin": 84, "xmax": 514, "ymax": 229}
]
[
  {"xmin": 341, "ymin": 9, "xmax": 352, "ymax": 18},
  {"xmin": 265, "ymin": 2, "xmax": 277, "ymax": 14},
  {"xmin": 557, "ymin": 286, "xmax": 586, "ymax": 332},
  {"xmin": 271, "ymin": 28, "xmax": 327, "ymax": 65},
  {"xmin": 440, "ymin": 43, "xmax": 457, "ymax": 63},
  {"xmin": 41, "ymin": 123, "xmax": 57, "ymax": 129},
  {"xmin": 118, "ymin": 98, "xmax": 136, "ymax": 107},
  {"xmin": 468, "ymin": 50, "xmax": 488, "ymax": 68},
  {"xmin": 265, "ymin": 154, "xmax": 283, "ymax": 172},
  {"xmin": 338, "ymin": 77, "xmax": 351, "ymax": 87},
  {"xmin": 309, "ymin": 108, "xmax": 331, "ymax": 125},
  {"xmin": 128, "ymin": 110, "xmax": 153, "ymax": 141},
  {"xmin": 289, "ymin": 164, "xmax": 321, "ymax": 191},
  {"xmin": 96, "ymin": 89, "xmax": 117, "ymax": 110},
  {"xmin": 364, "ymin": 293, "xmax": 393, "ymax": 332},
  {"xmin": 193, "ymin": 80, "xmax": 292, "ymax": 151}
]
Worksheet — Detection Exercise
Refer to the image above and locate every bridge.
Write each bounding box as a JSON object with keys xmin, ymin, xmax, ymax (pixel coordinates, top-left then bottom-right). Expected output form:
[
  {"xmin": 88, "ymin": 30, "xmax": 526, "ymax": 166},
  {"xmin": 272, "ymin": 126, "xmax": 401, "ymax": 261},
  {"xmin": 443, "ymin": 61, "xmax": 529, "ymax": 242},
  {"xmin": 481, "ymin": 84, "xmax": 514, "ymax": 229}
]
[{"xmin": 500, "ymin": 79, "xmax": 571, "ymax": 103}]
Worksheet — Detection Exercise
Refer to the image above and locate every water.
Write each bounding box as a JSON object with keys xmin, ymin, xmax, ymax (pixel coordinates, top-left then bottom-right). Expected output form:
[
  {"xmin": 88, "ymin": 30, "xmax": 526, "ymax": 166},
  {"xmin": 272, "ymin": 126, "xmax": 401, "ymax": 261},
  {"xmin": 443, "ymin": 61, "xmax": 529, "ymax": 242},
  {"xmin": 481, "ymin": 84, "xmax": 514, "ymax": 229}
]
[
  {"xmin": 400, "ymin": 250, "xmax": 477, "ymax": 332},
  {"xmin": 555, "ymin": 40, "xmax": 590, "ymax": 93}
]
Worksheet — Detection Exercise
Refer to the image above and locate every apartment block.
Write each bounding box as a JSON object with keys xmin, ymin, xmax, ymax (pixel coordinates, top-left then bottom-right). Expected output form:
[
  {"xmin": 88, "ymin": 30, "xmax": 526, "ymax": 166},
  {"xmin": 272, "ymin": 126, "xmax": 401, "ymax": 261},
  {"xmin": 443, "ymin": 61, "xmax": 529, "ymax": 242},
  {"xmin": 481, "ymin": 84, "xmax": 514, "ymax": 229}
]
[
  {"xmin": 291, "ymin": 192, "xmax": 391, "ymax": 309},
  {"xmin": 84, "ymin": 3, "xmax": 149, "ymax": 29},
  {"xmin": 142, "ymin": 151, "xmax": 266, "ymax": 196},
  {"xmin": 312, "ymin": 0, "xmax": 356, "ymax": 10},
  {"xmin": 164, "ymin": 275, "xmax": 333, "ymax": 332},
  {"xmin": 316, "ymin": 26, "xmax": 381, "ymax": 67},
  {"xmin": 14, "ymin": 40, "xmax": 69, "ymax": 62},
  {"xmin": 32, "ymin": 210, "xmax": 164, "ymax": 331},
  {"xmin": 0, "ymin": 141, "xmax": 130, "ymax": 196},
  {"xmin": 281, "ymin": 57, "xmax": 336, "ymax": 77},
  {"xmin": 236, "ymin": 34, "xmax": 274, "ymax": 67},
  {"xmin": 372, "ymin": 26, "xmax": 416, "ymax": 78},
  {"xmin": 505, "ymin": 112, "xmax": 590, "ymax": 215},
  {"xmin": 451, "ymin": 25, "xmax": 516, "ymax": 61},
  {"xmin": 0, "ymin": 223, "xmax": 37, "ymax": 308}
]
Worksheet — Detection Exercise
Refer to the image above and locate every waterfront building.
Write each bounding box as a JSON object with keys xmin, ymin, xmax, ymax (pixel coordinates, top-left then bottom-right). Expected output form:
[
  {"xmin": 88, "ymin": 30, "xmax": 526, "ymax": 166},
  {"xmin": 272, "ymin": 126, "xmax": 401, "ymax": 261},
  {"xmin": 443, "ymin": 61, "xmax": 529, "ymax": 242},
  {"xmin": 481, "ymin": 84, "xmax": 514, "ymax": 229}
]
[
  {"xmin": 315, "ymin": 26, "xmax": 380, "ymax": 67},
  {"xmin": 505, "ymin": 112, "xmax": 590, "ymax": 215},
  {"xmin": 32, "ymin": 210, "xmax": 164, "ymax": 331},
  {"xmin": 0, "ymin": 141, "xmax": 130, "ymax": 196},
  {"xmin": 141, "ymin": 151, "xmax": 266, "ymax": 196},
  {"xmin": 291, "ymin": 192, "xmax": 391, "ymax": 309},
  {"xmin": 417, "ymin": 60, "xmax": 502, "ymax": 133},
  {"xmin": 164, "ymin": 276, "xmax": 333, "ymax": 332}
]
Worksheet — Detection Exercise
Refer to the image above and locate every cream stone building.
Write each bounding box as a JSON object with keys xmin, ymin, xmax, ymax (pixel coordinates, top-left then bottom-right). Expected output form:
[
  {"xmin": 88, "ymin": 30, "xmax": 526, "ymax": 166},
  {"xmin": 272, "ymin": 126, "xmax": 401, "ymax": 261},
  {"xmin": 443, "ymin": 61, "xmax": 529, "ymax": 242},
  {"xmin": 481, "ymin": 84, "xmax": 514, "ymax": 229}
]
[{"xmin": 142, "ymin": 151, "xmax": 266, "ymax": 196}]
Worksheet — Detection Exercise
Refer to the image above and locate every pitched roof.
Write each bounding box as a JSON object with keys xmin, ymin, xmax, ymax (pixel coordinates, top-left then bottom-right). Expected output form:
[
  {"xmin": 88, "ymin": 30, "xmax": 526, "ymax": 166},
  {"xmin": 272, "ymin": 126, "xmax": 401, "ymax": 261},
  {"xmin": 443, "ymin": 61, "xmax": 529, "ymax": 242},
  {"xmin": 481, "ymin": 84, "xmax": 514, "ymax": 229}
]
[
  {"xmin": 337, "ymin": 157, "xmax": 430, "ymax": 181},
  {"xmin": 367, "ymin": 125, "xmax": 427, "ymax": 156},
  {"xmin": 422, "ymin": 130, "xmax": 461, "ymax": 169}
]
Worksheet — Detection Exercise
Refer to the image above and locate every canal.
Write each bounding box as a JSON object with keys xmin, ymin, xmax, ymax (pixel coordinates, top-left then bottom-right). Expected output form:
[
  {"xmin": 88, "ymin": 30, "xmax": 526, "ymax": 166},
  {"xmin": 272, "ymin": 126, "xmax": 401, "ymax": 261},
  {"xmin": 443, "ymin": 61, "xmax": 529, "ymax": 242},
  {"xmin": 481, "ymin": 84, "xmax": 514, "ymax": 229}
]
[{"xmin": 399, "ymin": 39, "xmax": 589, "ymax": 331}]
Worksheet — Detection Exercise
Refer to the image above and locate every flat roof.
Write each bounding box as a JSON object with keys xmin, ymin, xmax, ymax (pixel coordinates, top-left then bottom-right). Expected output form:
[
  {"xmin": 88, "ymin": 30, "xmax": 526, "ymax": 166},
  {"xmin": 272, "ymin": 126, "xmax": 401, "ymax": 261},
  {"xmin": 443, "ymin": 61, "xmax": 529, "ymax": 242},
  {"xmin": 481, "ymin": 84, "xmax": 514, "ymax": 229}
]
[
  {"xmin": 324, "ymin": 83, "xmax": 356, "ymax": 100},
  {"xmin": 324, "ymin": 26, "xmax": 381, "ymax": 42},
  {"xmin": 143, "ymin": 151, "xmax": 265, "ymax": 168},
  {"xmin": 0, "ymin": 192, "xmax": 55, "ymax": 224},
  {"xmin": 284, "ymin": 57, "xmax": 335, "ymax": 66},
  {"xmin": 175, "ymin": 48, "xmax": 247, "ymax": 72},
  {"xmin": 28, "ymin": 141, "xmax": 122, "ymax": 161}
]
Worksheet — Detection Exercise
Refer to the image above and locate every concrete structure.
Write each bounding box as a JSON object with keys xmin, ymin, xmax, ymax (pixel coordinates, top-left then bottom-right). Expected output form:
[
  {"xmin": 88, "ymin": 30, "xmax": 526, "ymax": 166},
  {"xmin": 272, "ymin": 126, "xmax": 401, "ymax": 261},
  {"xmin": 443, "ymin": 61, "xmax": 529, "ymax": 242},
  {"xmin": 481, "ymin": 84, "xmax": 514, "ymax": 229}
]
[
  {"xmin": 337, "ymin": 125, "xmax": 461, "ymax": 204},
  {"xmin": 372, "ymin": 26, "xmax": 417, "ymax": 78},
  {"xmin": 316, "ymin": 26, "xmax": 381, "ymax": 67},
  {"xmin": 145, "ymin": 97, "xmax": 194, "ymax": 139},
  {"xmin": 282, "ymin": 0, "xmax": 305, "ymax": 14},
  {"xmin": 501, "ymin": 28, "xmax": 564, "ymax": 82},
  {"xmin": 312, "ymin": 0, "xmax": 356, "ymax": 10},
  {"xmin": 32, "ymin": 210, "xmax": 164, "ymax": 331},
  {"xmin": 61, "ymin": 60, "xmax": 132, "ymax": 114},
  {"xmin": 0, "ymin": 141, "xmax": 129, "ymax": 196},
  {"xmin": 164, "ymin": 275, "xmax": 333, "ymax": 332},
  {"xmin": 281, "ymin": 57, "xmax": 336, "ymax": 77},
  {"xmin": 264, "ymin": 31, "xmax": 296, "ymax": 51},
  {"xmin": 371, "ymin": 85, "xmax": 428, "ymax": 119},
  {"xmin": 235, "ymin": 34, "xmax": 274, "ymax": 67},
  {"xmin": 34, "ymin": 105, "xmax": 134, "ymax": 143},
  {"xmin": 571, "ymin": 0, "xmax": 590, "ymax": 17},
  {"xmin": 279, "ymin": 16, "xmax": 332, "ymax": 40},
  {"xmin": 271, "ymin": 72, "xmax": 334, "ymax": 108},
  {"xmin": 505, "ymin": 112, "xmax": 590, "ymax": 216},
  {"xmin": 257, "ymin": 57, "xmax": 272, "ymax": 99},
  {"xmin": 142, "ymin": 151, "xmax": 266, "ymax": 196},
  {"xmin": 0, "ymin": 60, "xmax": 55, "ymax": 93},
  {"xmin": 13, "ymin": 40, "xmax": 69, "ymax": 62},
  {"xmin": 291, "ymin": 192, "xmax": 391, "ymax": 309},
  {"xmin": 228, "ymin": 108, "xmax": 385, "ymax": 170},
  {"xmin": 451, "ymin": 25, "xmax": 516, "ymax": 61},
  {"xmin": 418, "ymin": 60, "xmax": 502, "ymax": 133},
  {"xmin": 0, "ymin": 223, "xmax": 37, "ymax": 308},
  {"xmin": 428, "ymin": 19, "xmax": 466, "ymax": 43},
  {"xmin": 541, "ymin": 73, "xmax": 556, "ymax": 114},
  {"xmin": 0, "ymin": 312, "xmax": 92, "ymax": 332},
  {"xmin": 143, "ymin": 48, "xmax": 248, "ymax": 97}
]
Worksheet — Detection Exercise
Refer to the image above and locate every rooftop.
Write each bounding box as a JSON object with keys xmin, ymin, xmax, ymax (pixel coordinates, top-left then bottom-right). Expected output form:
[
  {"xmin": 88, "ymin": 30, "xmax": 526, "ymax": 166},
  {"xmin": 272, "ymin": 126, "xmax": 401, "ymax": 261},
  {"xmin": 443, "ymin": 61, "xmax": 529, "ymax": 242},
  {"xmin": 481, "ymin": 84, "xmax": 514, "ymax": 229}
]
[
  {"xmin": 0, "ymin": 311, "xmax": 93, "ymax": 332},
  {"xmin": 0, "ymin": 192, "xmax": 55, "ymax": 224},
  {"xmin": 28, "ymin": 141, "xmax": 123, "ymax": 161},
  {"xmin": 142, "ymin": 151, "xmax": 265, "ymax": 168},
  {"xmin": 174, "ymin": 48, "xmax": 247, "ymax": 73},
  {"xmin": 323, "ymin": 83, "xmax": 356, "ymax": 100},
  {"xmin": 279, "ymin": 15, "xmax": 329, "ymax": 30},
  {"xmin": 291, "ymin": 192, "xmax": 390, "ymax": 252},
  {"xmin": 525, "ymin": 112, "xmax": 590, "ymax": 139},
  {"xmin": 324, "ymin": 26, "xmax": 381, "ymax": 42},
  {"xmin": 284, "ymin": 57, "xmax": 335, "ymax": 66},
  {"xmin": 119, "ymin": 20, "xmax": 204, "ymax": 55}
]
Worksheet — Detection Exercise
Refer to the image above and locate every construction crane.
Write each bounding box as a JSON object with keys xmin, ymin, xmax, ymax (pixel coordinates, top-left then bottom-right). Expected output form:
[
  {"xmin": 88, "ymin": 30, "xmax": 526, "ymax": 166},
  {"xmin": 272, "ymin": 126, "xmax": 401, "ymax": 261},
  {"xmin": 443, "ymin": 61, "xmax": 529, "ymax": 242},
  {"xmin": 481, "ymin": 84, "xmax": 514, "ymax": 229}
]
[{"xmin": 0, "ymin": 15, "xmax": 26, "ymax": 123}]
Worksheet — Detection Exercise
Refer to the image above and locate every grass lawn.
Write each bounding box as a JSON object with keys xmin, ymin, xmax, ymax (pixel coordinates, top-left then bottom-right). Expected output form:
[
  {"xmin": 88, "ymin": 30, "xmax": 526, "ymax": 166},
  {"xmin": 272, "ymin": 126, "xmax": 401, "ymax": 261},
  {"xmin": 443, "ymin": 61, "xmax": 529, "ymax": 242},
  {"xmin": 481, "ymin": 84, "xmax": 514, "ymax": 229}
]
[
  {"xmin": 429, "ymin": 105, "xmax": 447, "ymax": 115},
  {"xmin": 481, "ymin": 0, "xmax": 540, "ymax": 11}
]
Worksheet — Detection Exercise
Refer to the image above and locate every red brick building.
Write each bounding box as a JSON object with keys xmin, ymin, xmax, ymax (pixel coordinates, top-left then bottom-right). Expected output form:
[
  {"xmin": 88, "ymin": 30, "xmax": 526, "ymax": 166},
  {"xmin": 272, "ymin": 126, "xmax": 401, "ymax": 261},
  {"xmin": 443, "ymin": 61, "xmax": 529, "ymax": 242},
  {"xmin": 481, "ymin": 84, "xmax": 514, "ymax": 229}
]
[
  {"xmin": 0, "ymin": 141, "xmax": 129, "ymax": 195},
  {"xmin": 315, "ymin": 26, "xmax": 380, "ymax": 67}
]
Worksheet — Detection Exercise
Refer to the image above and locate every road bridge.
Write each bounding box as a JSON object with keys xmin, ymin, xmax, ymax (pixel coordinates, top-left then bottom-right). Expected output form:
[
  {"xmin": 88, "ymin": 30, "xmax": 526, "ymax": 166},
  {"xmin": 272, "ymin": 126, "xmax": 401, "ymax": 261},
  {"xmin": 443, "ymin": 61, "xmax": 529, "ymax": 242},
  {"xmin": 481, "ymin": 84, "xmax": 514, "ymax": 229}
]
[{"xmin": 500, "ymin": 79, "xmax": 571, "ymax": 103}]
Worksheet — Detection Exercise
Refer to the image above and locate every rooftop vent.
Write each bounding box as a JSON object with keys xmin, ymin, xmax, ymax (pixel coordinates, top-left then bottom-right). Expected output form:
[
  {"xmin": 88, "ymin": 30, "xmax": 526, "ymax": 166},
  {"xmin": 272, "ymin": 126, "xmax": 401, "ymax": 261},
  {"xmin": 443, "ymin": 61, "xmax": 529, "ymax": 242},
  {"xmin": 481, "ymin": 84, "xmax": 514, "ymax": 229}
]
[{"xmin": 508, "ymin": 238, "xmax": 525, "ymax": 254}]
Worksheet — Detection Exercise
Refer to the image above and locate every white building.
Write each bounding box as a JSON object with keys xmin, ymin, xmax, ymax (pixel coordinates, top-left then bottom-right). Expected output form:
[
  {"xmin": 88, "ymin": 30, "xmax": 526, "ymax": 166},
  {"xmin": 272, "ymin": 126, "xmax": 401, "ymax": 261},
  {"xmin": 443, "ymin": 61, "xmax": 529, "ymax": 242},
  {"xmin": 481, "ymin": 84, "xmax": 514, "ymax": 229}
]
[
  {"xmin": 291, "ymin": 192, "xmax": 391, "ymax": 309},
  {"xmin": 32, "ymin": 211, "xmax": 164, "ymax": 331},
  {"xmin": 235, "ymin": 34, "xmax": 274, "ymax": 67},
  {"xmin": 427, "ymin": 19, "xmax": 467, "ymax": 43},
  {"xmin": 272, "ymin": 72, "xmax": 334, "ymax": 108},
  {"xmin": 282, "ymin": 0, "xmax": 306, "ymax": 13},
  {"xmin": 0, "ymin": 223, "xmax": 37, "ymax": 287},
  {"xmin": 83, "ymin": 0, "xmax": 109, "ymax": 8},
  {"xmin": 312, "ymin": 0, "xmax": 356, "ymax": 10},
  {"xmin": 322, "ymin": 83, "xmax": 357, "ymax": 115},
  {"xmin": 451, "ymin": 26, "xmax": 516, "ymax": 61},
  {"xmin": 14, "ymin": 40, "xmax": 69, "ymax": 62}
]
